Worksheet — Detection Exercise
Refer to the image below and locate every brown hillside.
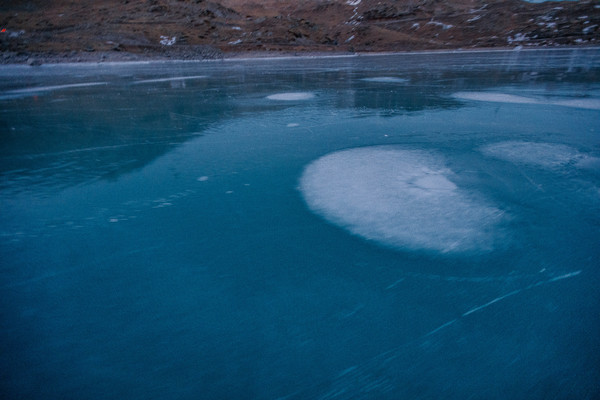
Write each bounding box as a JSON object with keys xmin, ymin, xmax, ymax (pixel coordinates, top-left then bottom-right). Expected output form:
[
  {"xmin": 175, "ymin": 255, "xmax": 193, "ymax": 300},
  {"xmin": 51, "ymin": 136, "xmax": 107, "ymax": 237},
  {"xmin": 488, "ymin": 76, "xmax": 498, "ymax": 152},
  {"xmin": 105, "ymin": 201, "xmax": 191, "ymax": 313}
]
[{"xmin": 1, "ymin": 0, "xmax": 598, "ymax": 63}]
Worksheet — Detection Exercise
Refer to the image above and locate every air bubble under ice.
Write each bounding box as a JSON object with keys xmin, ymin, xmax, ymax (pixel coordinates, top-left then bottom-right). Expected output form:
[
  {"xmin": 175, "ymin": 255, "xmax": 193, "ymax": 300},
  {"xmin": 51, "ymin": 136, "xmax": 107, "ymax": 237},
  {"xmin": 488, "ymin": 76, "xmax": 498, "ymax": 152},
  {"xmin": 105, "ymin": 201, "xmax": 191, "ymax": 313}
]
[{"xmin": 300, "ymin": 146, "xmax": 506, "ymax": 253}]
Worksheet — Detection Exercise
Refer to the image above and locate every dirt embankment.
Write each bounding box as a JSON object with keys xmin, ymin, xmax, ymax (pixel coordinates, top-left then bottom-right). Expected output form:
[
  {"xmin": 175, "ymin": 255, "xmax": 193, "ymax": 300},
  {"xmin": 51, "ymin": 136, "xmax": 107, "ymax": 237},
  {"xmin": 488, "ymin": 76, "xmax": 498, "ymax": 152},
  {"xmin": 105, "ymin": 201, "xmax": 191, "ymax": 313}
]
[{"xmin": 1, "ymin": 0, "xmax": 599, "ymax": 64}]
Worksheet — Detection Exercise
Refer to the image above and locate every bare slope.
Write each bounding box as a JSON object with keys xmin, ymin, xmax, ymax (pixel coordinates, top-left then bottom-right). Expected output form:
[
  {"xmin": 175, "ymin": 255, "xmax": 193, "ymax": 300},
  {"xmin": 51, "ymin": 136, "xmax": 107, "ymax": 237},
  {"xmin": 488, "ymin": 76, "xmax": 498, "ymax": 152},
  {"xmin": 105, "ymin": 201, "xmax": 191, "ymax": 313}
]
[{"xmin": 1, "ymin": 0, "xmax": 598, "ymax": 62}]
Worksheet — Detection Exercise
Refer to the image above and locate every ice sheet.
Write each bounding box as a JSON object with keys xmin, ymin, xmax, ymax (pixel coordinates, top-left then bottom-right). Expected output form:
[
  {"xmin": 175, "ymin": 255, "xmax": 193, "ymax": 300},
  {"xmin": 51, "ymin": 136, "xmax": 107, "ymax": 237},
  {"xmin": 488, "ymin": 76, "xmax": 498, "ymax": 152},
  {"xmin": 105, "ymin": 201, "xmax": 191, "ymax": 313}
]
[
  {"xmin": 267, "ymin": 92, "xmax": 315, "ymax": 101},
  {"xmin": 132, "ymin": 75, "xmax": 207, "ymax": 84},
  {"xmin": 361, "ymin": 77, "xmax": 408, "ymax": 83},
  {"xmin": 550, "ymin": 98, "xmax": 600, "ymax": 110},
  {"xmin": 453, "ymin": 91, "xmax": 600, "ymax": 110},
  {"xmin": 0, "ymin": 82, "xmax": 108, "ymax": 99},
  {"xmin": 481, "ymin": 141, "xmax": 600, "ymax": 170},
  {"xmin": 452, "ymin": 92, "xmax": 539, "ymax": 104},
  {"xmin": 299, "ymin": 146, "xmax": 506, "ymax": 253}
]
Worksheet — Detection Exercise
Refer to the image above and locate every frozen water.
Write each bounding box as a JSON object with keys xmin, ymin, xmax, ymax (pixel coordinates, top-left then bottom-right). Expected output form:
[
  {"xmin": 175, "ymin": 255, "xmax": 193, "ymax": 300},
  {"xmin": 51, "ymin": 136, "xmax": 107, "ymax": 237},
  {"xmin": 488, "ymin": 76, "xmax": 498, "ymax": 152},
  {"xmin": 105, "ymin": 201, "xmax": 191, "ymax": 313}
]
[
  {"xmin": 267, "ymin": 92, "xmax": 315, "ymax": 101},
  {"xmin": 481, "ymin": 141, "xmax": 600, "ymax": 170},
  {"xmin": 453, "ymin": 91, "xmax": 539, "ymax": 104},
  {"xmin": 551, "ymin": 98, "xmax": 600, "ymax": 110},
  {"xmin": 132, "ymin": 75, "xmax": 206, "ymax": 84},
  {"xmin": 361, "ymin": 77, "xmax": 408, "ymax": 83},
  {"xmin": 453, "ymin": 91, "xmax": 600, "ymax": 110},
  {"xmin": 300, "ymin": 147, "xmax": 505, "ymax": 253},
  {"xmin": 0, "ymin": 82, "xmax": 107, "ymax": 99},
  {"xmin": 1, "ymin": 49, "xmax": 598, "ymax": 400}
]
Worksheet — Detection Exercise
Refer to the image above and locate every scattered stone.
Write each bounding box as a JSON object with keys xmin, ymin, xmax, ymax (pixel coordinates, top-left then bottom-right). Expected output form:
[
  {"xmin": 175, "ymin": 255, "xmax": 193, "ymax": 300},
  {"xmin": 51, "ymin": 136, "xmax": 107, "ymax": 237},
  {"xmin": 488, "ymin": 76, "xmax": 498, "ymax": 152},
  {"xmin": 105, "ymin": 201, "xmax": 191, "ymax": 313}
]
[
  {"xmin": 149, "ymin": 5, "xmax": 167, "ymax": 12},
  {"xmin": 26, "ymin": 57, "xmax": 41, "ymax": 66}
]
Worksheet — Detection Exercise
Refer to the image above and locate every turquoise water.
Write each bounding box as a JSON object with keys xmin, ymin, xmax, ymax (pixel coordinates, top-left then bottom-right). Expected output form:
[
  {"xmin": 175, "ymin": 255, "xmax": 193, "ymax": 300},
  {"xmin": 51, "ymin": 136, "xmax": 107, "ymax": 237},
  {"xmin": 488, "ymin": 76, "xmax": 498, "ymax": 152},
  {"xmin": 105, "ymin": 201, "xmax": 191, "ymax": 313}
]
[{"xmin": 1, "ymin": 49, "xmax": 599, "ymax": 399}]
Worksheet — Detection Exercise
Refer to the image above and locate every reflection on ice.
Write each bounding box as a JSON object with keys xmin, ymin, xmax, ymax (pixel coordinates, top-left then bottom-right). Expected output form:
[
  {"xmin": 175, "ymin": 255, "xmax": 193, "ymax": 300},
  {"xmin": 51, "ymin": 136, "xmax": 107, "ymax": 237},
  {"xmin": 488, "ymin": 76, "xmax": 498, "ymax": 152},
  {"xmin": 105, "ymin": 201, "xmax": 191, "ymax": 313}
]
[
  {"xmin": 300, "ymin": 146, "xmax": 506, "ymax": 253},
  {"xmin": 267, "ymin": 92, "xmax": 315, "ymax": 101},
  {"xmin": 481, "ymin": 141, "xmax": 600, "ymax": 170},
  {"xmin": 453, "ymin": 91, "xmax": 600, "ymax": 110}
]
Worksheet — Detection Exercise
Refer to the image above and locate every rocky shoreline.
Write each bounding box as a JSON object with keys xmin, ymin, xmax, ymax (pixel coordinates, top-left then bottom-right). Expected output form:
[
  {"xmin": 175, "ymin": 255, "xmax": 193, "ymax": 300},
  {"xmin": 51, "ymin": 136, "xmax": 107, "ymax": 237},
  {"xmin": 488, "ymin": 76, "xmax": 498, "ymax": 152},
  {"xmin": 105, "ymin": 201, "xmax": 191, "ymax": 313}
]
[{"xmin": 4, "ymin": 45, "xmax": 600, "ymax": 67}]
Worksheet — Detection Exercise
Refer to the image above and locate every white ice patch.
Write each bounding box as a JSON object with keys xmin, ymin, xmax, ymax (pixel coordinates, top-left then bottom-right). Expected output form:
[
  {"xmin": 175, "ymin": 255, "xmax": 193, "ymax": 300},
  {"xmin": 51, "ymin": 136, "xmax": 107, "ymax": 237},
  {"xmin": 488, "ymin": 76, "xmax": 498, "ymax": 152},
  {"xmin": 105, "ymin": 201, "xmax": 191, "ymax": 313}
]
[
  {"xmin": 132, "ymin": 75, "xmax": 207, "ymax": 84},
  {"xmin": 453, "ymin": 92, "xmax": 539, "ymax": 104},
  {"xmin": 160, "ymin": 36, "xmax": 176, "ymax": 46},
  {"xmin": 0, "ymin": 82, "xmax": 109, "ymax": 100},
  {"xmin": 452, "ymin": 91, "xmax": 600, "ymax": 110},
  {"xmin": 426, "ymin": 20, "xmax": 454, "ymax": 30},
  {"xmin": 300, "ymin": 147, "xmax": 505, "ymax": 253},
  {"xmin": 507, "ymin": 32, "xmax": 529, "ymax": 44},
  {"xmin": 361, "ymin": 77, "xmax": 408, "ymax": 83},
  {"xmin": 481, "ymin": 141, "xmax": 600, "ymax": 170},
  {"xmin": 551, "ymin": 98, "xmax": 600, "ymax": 110},
  {"xmin": 267, "ymin": 92, "xmax": 315, "ymax": 101},
  {"xmin": 0, "ymin": 82, "xmax": 107, "ymax": 99}
]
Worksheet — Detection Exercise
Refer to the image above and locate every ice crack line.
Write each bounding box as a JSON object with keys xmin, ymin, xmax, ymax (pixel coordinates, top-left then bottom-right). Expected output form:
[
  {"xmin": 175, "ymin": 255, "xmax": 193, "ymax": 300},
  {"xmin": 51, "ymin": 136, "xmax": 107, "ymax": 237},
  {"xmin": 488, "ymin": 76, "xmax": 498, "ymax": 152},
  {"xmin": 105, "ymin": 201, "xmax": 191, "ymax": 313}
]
[
  {"xmin": 427, "ymin": 269, "xmax": 582, "ymax": 336},
  {"xmin": 273, "ymin": 270, "xmax": 582, "ymax": 399}
]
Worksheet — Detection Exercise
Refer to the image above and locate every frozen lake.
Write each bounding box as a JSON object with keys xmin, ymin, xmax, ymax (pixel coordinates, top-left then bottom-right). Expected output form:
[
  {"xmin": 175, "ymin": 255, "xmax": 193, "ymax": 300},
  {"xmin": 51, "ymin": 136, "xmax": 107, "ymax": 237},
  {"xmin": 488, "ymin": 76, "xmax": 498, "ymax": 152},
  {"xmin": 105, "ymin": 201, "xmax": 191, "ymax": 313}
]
[{"xmin": 1, "ymin": 48, "xmax": 599, "ymax": 399}]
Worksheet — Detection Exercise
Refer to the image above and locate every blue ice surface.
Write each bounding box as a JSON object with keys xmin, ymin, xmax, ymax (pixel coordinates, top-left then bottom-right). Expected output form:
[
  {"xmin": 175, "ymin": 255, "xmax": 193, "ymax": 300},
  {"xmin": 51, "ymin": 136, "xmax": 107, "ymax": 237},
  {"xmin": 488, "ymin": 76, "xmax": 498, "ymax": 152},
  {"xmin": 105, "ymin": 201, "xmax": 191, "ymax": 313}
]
[{"xmin": 0, "ymin": 48, "xmax": 599, "ymax": 399}]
